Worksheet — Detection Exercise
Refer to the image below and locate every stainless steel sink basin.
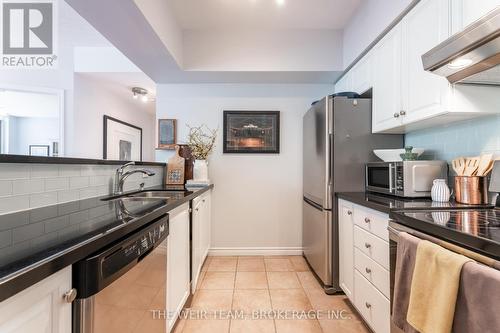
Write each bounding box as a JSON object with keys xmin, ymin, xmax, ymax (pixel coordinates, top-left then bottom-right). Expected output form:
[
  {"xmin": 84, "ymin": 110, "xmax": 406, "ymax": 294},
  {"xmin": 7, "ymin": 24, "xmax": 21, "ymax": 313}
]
[{"xmin": 128, "ymin": 191, "xmax": 174, "ymax": 199}]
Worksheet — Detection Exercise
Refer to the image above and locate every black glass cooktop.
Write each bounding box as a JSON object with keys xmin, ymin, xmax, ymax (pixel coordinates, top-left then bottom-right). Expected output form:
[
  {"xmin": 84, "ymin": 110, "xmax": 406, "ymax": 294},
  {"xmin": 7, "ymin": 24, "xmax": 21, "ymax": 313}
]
[{"xmin": 393, "ymin": 208, "xmax": 500, "ymax": 259}]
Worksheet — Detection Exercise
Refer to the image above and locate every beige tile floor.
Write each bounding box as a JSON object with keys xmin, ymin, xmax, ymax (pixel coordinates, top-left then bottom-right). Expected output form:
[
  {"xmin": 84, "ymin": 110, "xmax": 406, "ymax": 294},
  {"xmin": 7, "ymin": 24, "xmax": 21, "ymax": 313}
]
[{"xmin": 173, "ymin": 256, "xmax": 371, "ymax": 333}]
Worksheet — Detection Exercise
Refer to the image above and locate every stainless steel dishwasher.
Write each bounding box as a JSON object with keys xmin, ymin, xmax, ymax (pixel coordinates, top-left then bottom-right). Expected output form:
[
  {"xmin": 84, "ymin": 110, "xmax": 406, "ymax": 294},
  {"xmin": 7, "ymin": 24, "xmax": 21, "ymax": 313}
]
[{"xmin": 73, "ymin": 214, "xmax": 169, "ymax": 333}]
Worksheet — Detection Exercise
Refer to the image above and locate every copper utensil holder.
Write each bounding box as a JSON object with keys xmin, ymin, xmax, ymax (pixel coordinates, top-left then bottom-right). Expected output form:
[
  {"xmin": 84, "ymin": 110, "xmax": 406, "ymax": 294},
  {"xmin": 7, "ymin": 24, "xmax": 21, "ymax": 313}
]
[{"xmin": 454, "ymin": 176, "xmax": 488, "ymax": 205}]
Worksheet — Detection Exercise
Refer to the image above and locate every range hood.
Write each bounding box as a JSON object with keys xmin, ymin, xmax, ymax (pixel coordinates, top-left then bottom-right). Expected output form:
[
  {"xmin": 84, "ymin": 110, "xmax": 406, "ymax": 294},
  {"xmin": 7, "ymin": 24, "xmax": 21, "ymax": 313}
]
[{"xmin": 422, "ymin": 7, "xmax": 500, "ymax": 85}]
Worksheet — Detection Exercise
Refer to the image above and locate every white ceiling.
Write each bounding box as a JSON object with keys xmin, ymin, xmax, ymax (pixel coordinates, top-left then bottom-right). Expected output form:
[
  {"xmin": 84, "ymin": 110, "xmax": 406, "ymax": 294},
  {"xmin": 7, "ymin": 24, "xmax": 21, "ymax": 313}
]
[{"xmin": 167, "ymin": 0, "xmax": 362, "ymax": 30}]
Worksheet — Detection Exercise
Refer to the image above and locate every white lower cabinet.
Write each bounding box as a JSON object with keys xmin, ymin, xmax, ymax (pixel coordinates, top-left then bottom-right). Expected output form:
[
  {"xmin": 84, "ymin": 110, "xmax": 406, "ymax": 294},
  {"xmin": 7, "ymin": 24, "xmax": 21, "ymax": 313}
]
[
  {"xmin": 338, "ymin": 199, "xmax": 354, "ymax": 300},
  {"xmin": 354, "ymin": 270, "xmax": 391, "ymax": 333},
  {"xmin": 167, "ymin": 203, "xmax": 191, "ymax": 332},
  {"xmin": 191, "ymin": 191, "xmax": 212, "ymax": 293},
  {"xmin": 0, "ymin": 266, "xmax": 72, "ymax": 333},
  {"xmin": 338, "ymin": 200, "xmax": 390, "ymax": 333}
]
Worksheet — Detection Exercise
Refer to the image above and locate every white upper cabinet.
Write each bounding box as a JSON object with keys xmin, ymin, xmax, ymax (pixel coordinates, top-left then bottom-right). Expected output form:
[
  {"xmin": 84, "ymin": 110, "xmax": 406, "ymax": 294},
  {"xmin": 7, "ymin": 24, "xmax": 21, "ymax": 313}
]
[
  {"xmin": 372, "ymin": 23, "xmax": 403, "ymax": 133},
  {"xmin": 334, "ymin": 71, "xmax": 352, "ymax": 93},
  {"xmin": 345, "ymin": 0, "xmax": 500, "ymax": 134},
  {"xmin": 401, "ymin": 0, "xmax": 450, "ymax": 125},
  {"xmin": 351, "ymin": 51, "xmax": 374, "ymax": 95},
  {"xmin": 452, "ymin": 0, "xmax": 500, "ymax": 33}
]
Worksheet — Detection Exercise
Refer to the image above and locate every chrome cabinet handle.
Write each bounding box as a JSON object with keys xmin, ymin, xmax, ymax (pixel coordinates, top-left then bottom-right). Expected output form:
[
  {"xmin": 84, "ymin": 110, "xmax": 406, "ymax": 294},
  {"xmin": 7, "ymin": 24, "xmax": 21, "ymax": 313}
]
[
  {"xmin": 393, "ymin": 113, "xmax": 400, "ymax": 118},
  {"xmin": 365, "ymin": 267, "xmax": 372, "ymax": 274},
  {"xmin": 365, "ymin": 302, "xmax": 372, "ymax": 309},
  {"xmin": 347, "ymin": 210, "xmax": 353, "ymax": 216},
  {"xmin": 364, "ymin": 243, "xmax": 371, "ymax": 249},
  {"xmin": 400, "ymin": 110, "xmax": 406, "ymax": 116},
  {"xmin": 64, "ymin": 288, "xmax": 77, "ymax": 303},
  {"xmin": 364, "ymin": 217, "xmax": 370, "ymax": 223}
]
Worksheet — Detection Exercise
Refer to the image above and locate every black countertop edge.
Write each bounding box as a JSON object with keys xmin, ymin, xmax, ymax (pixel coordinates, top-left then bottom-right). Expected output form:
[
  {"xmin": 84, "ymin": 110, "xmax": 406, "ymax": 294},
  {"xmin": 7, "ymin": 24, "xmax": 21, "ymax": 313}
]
[
  {"xmin": 0, "ymin": 184, "xmax": 213, "ymax": 302},
  {"xmin": 336, "ymin": 192, "xmax": 392, "ymax": 214},
  {"xmin": 0, "ymin": 154, "xmax": 166, "ymax": 166},
  {"xmin": 336, "ymin": 192, "xmax": 493, "ymax": 214},
  {"xmin": 389, "ymin": 211, "xmax": 500, "ymax": 261}
]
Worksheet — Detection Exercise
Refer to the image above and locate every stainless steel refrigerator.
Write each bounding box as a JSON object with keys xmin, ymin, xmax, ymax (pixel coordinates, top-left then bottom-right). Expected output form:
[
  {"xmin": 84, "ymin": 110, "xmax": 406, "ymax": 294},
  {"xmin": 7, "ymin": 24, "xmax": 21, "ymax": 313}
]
[{"xmin": 302, "ymin": 94, "xmax": 403, "ymax": 293}]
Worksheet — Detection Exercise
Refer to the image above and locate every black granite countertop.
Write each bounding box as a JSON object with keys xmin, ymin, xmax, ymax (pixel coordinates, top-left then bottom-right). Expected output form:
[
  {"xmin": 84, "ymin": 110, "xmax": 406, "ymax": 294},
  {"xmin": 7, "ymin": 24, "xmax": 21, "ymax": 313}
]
[
  {"xmin": 336, "ymin": 192, "xmax": 493, "ymax": 214},
  {"xmin": 0, "ymin": 184, "xmax": 213, "ymax": 301}
]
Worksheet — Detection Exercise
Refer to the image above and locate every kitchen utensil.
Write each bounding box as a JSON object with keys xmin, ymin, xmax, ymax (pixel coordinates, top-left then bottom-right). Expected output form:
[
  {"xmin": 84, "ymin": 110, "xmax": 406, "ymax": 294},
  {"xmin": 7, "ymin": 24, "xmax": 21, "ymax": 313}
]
[
  {"xmin": 464, "ymin": 157, "xmax": 480, "ymax": 176},
  {"xmin": 452, "ymin": 157, "xmax": 466, "ymax": 176},
  {"xmin": 481, "ymin": 161, "xmax": 495, "ymax": 177},
  {"xmin": 454, "ymin": 176, "xmax": 489, "ymax": 205},
  {"xmin": 373, "ymin": 148, "xmax": 425, "ymax": 162},
  {"xmin": 476, "ymin": 154, "xmax": 494, "ymax": 176}
]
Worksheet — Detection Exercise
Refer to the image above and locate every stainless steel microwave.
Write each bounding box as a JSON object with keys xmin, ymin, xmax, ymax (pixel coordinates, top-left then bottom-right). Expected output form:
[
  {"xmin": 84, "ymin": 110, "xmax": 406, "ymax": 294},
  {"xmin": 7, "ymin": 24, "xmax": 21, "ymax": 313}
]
[{"xmin": 366, "ymin": 161, "xmax": 448, "ymax": 198}]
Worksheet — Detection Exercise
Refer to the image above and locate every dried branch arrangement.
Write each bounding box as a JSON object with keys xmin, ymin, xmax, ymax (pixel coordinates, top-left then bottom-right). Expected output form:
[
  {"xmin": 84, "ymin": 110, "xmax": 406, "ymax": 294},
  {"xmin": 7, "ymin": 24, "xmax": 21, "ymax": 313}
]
[{"xmin": 186, "ymin": 124, "xmax": 218, "ymax": 160}]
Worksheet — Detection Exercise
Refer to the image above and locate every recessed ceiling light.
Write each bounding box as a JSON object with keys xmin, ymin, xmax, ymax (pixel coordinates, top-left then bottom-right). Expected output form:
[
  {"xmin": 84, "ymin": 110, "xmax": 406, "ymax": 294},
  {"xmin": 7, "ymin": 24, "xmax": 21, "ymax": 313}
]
[
  {"xmin": 276, "ymin": 0, "xmax": 285, "ymax": 6},
  {"xmin": 447, "ymin": 58, "xmax": 473, "ymax": 69}
]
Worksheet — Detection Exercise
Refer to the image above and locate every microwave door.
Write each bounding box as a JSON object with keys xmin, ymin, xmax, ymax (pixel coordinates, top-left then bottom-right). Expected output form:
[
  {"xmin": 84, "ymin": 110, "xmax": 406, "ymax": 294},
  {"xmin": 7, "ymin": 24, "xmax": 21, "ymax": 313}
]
[{"xmin": 366, "ymin": 164, "xmax": 395, "ymax": 194}]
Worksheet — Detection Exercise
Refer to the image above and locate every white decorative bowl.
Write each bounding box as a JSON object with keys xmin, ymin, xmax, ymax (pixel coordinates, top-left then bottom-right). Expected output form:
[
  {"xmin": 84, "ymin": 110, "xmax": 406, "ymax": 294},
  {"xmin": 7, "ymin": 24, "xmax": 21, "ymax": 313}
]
[{"xmin": 373, "ymin": 148, "xmax": 425, "ymax": 162}]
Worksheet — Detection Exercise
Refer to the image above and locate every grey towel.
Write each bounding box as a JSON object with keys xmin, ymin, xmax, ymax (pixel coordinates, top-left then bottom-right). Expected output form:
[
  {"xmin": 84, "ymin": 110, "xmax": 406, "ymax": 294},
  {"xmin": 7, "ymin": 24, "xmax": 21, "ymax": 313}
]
[
  {"xmin": 452, "ymin": 262, "xmax": 500, "ymax": 333},
  {"xmin": 392, "ymin": 232, "xmax": 420, "ymax": 333}
]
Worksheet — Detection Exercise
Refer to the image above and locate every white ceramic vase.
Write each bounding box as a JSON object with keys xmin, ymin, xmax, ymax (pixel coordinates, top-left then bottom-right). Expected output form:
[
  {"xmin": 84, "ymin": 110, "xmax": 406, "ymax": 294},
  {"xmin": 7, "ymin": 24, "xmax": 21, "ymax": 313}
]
[
  {"xmin": 431, "ymin": 179, "xmax": 451, "ymax": 202},
  {"xmin": 193, "ymin": 159, "xmax": 209, "ymax": 181}
]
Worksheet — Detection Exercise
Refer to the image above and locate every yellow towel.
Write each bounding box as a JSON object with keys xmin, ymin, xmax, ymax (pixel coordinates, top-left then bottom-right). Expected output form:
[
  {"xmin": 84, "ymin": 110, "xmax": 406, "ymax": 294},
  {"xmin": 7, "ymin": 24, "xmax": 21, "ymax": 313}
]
[{"xmin": 407, "ymin": 240, "xmax": 472, "ymax": 333}]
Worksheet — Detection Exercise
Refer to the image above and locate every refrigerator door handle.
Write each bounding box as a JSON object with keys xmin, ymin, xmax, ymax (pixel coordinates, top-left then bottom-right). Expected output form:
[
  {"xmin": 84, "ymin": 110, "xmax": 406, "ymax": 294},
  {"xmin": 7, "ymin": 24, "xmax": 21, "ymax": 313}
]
[{"xmin": 303, "ymin": 196, "xmax": 325, "ymax": 211}]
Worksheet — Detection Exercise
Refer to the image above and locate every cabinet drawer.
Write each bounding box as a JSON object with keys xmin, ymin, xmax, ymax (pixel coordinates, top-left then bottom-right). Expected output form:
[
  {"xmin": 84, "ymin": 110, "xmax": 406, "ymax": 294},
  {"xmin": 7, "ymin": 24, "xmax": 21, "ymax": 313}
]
[
  {"xmin": 354, "ymin": 226, "xmax": 389, "ymax": 270},
  {"xmin": 354, "ymin": 248, "xmax": 390, "ymax": 298},
  {"xmin": 354, "ymin": 270, "xmax": 390, "ymax": 333},
  {"xmin": 353, "ymin": 205, "xmax": 389, "ymax": 241}
]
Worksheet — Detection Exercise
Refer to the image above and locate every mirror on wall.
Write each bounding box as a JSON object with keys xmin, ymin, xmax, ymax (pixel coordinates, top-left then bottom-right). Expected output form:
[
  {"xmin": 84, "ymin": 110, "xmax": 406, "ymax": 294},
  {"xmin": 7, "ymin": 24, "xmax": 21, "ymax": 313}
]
[
  {"xmin": 0, "ymin": 87, "xmax": 64, "ymax": 157},
  {"xmin": 0, "ymin": 0, "xmax": 156, "ymax": 162}
]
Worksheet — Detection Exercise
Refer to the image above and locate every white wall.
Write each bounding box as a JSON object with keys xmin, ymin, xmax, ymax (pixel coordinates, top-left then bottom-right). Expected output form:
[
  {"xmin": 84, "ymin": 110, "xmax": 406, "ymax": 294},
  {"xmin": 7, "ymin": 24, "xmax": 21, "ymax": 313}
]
[
  {"xmin": 342, "ymin": 0, "xmax": 413, "ymax": 67},
  {"xmin": 72, "ymin": 74, "xmax": 156, "ymax": 161},
  {"xmin": 10, "ymin": 117, "xmax": 59, "ymax": 155},
  {"xmin": 183, "ymin": 29, "xmax": 343, "ymax": 71},
  {"xmin": 156, "ymin": 84, "xmax": 332, "ymax": 253}
]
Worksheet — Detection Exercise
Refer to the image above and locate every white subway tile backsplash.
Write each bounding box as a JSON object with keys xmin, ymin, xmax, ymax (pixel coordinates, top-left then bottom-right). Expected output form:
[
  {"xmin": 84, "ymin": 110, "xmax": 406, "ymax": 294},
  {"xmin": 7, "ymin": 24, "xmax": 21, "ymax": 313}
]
[
  {"xmin": 12, "ymin": 179, "xmax": 44, "ymax": 195},
  {"xmin": 70, "ymin": 176, "xmax": 90, "ymax": 189},
  {"xmin": 44, "ymin": 216, "xmax": 70, "ymax": 233},
  {"xmin": 0, "ymin": 163, "xmax": 164, "ymax": 215},
  {"xmin": 0, "ymin": 180, "xmax": 13, "ymax": 197},
  {"xmin": 57, "ymin": 189, "xmax": 80, "ymax": 203},
  {"xmin": 0, "ymin": 164, "xmax": 30, "ymax": 180},
  {"xmin": 44, "ymin": 177, "xmax": 70, "ymax": 191},
  {"xmin": 29, "ymin": 192, "xmax": 58, "ymax": 208},
  {"xmin": 0, "ymin": 195, "xmax": 30, "ymax": 215},
  {"xmin": 31, "ymin": 164, "xmax": 59, "ymax": 178},
  {"xmin": 58, "ymin": 165, "xmax": 81, "ymax": 177}
]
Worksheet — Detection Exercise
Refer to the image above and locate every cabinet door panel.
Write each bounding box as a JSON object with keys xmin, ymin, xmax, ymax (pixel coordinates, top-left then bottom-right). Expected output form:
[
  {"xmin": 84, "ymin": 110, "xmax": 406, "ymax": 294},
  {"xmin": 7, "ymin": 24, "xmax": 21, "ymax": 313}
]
[
  {"xmin": 351, "ymin": 52, "xmax": 373, "ymax": 95},
  {"xmin": 167, "ymin": 204, "xmax": 190, "ymax": 332},
  {"xmin": 0, "ymin": 267, "xmax": 72, "ymax": 333},
  {"xmin": 372, "ymin": 23, "xmax": 403, "ymax": 133},
  {"xmin": 338, "ymin": 200, "xmax": 354, "ymax": 301},
  {"xmin": 402, "ymin": 0, "xmax": 450, "ymax": 123}
]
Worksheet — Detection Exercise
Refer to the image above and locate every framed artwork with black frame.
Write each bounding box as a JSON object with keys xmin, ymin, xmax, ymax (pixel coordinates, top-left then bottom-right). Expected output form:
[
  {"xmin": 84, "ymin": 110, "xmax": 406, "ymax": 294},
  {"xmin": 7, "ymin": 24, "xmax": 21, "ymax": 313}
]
[
  {"xmin": 157, "ymin": 119, "xmax": 177, "ymax": 150},
  {"xmin": 223, "ymin": 111, "xmax": 280, "ymax": 154},
  {"xmin": 29, "ymin": 145, "xmax": 50, "ymax": 157},
  {"xmin": 103, "ymin": 115, "xmax": 143, "ymax": 161}
]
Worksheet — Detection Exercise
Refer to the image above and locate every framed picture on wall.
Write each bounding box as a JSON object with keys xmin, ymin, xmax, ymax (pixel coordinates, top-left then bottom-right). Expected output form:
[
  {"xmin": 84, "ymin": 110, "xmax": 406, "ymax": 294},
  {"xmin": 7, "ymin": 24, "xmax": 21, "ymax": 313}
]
[
  {"xmin": 103, "ymin": 115, "xmax": 142, "ymax": 161},
  {"xmin": 29, "ymin": 145, "xmax": 50, "ymax": 157},
  {"xmin": 157, "ymin": 119, "xmax": 177, "ymax": 150},
  {"xmin": 223, "ymin": 111, "xmax": 280, "ymax": 154}
]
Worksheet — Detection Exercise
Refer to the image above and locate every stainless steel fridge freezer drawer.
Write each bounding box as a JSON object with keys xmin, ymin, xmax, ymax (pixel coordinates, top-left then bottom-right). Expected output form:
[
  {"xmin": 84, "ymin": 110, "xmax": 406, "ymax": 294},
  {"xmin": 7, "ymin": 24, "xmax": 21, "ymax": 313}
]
[{"xmin": 302, "ymin": 198, "xmax": 332, "ymax": 286}]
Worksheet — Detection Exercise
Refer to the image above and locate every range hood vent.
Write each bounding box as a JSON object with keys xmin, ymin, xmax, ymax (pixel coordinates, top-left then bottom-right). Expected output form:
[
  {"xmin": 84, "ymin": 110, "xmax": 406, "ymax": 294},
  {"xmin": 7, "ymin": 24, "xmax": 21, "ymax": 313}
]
[{"xmin": 422, "ymin": 7, "xmax": 500, "ymax": 85}]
